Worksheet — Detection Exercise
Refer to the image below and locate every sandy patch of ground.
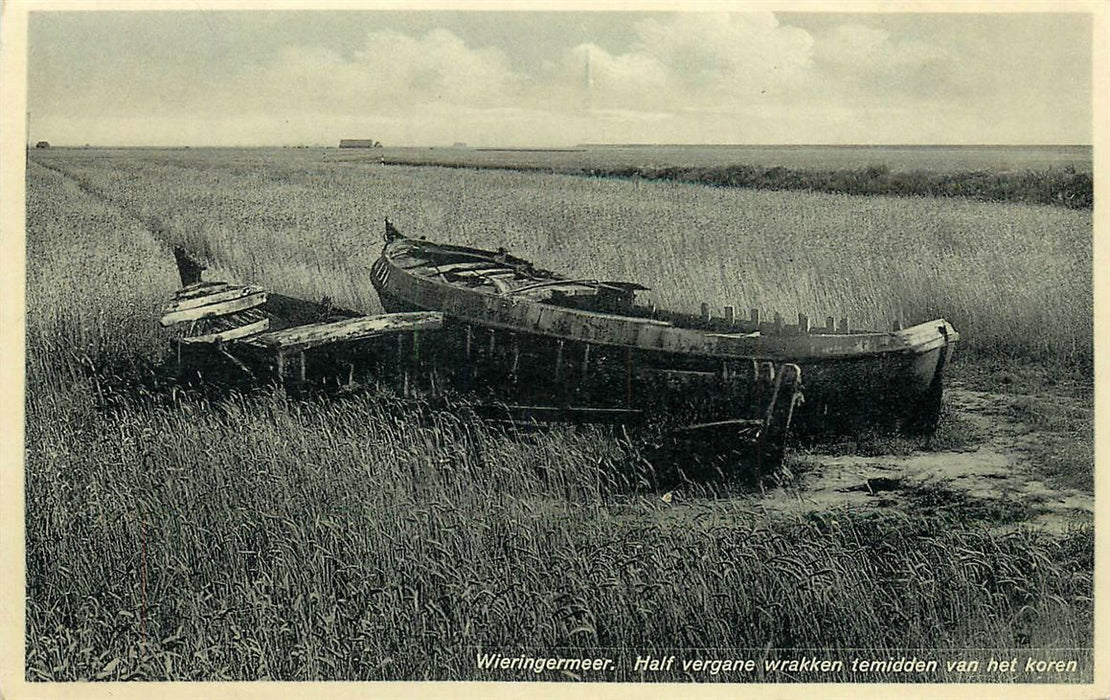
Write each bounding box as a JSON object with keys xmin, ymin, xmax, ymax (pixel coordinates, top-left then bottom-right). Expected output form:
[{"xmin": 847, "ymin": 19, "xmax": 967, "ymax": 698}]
[{"xmin": 766, "ymin": 388, "xmax": 1093, "ymax": 531}]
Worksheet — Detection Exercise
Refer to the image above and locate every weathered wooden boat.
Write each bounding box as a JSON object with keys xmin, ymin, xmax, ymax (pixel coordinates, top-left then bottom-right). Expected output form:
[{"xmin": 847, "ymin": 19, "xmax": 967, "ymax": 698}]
[
  {"xmin": 160, "ymin": 247, "xmax": 443, "ymax": 386},
  {"xmin": 370, "ymin": 220, "xmax": 959, "ymax": 446}
]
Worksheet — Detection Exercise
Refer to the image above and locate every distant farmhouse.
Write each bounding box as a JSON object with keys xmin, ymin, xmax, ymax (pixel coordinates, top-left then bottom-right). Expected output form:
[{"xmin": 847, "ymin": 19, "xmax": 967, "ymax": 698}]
[
  {"xmin": 339, "ymin": 139, "xmax": 382, "ymax": 148},
  {"xmin": 34, "ymin": 141, "xmax": 50, "ymax": 149}
]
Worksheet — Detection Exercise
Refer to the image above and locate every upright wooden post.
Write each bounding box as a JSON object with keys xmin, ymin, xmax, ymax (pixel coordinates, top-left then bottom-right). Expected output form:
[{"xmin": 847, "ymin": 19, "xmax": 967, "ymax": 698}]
[
  {"xmin": 798, "ymin": 313, "xmax": 809, "ymax": 334},
  {"xmin": 700, "ymin": 302, "xmax": 710, "ymax": 322},
  {"xmin": 724, "ymin": 305, "xmax": 735, "ymax": 324},
  {"xmin": 751, "ymin": 308, "xmax": 760, "ymax": 326},
  {"xmin": 510, "ymin": 334, "xmax": 520, "ymax": 383},
  {"xmin": 554, "ymin": 339, "xmax": 564, "ymax": 383},
  {"xmin": 397, "ymin": 333, "xmax": 407, "ymax": 394},
  {"xmin": 298, "ymin": 351, "xmax": 307, "ymax": 383},
  {"xmin": 773, "ymin": 312, "xmax": 783, "ymax": 334},
  {"xmin": 624, "ymin": 347, "xmax": 633, "ymax": 407},
  {"xmin": 838, "ymin": 317, "xmax": 850, "ymax": 333},
  {"xmin": 582, "ymin": 343, "xmax": 591, "ymax": 382},
  {"xmin": 826, "ymin": 316, "xmax": 835, "ymax": 332}
]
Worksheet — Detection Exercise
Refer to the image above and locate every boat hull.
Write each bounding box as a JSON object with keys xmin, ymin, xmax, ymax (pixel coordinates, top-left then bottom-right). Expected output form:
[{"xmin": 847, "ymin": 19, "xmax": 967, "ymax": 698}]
[{"xmin": 374, "ymin": 285, "xmax": 954, "ymax": 437}]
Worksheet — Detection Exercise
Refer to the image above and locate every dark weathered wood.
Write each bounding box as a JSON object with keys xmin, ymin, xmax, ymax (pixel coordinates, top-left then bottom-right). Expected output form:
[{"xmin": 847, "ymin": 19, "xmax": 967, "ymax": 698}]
[
  {"xmin": 798, "ymin": 313, "xmax": 809, "ymax": 333},
  {"xmin": 724, "ymin": 305, "xmax": 735, "ymax": 324},
  {"xmin": 838, "ymin": 317, "xmax": 850, "ymax": 334},
  {"xmin": 671, "ymin": 418, "xmax": 764, "ymax": 433},
  {"xmin": 624, "ymin": 347, "xmax": 633, "ymax": 407},
  {"xmin": 160, "ymin": 292, "xmax": 267, "ymax": 326},
  {"xmin": 826, "ymin": 316, "xmax": 835, "ymax": 332},
  {"xmin": 248, "ymin": 311, "xmax": 444, "ymax": 351},
  {"xmin": 434, "ymin": 261, "xmax": 501, "ymax": 274},
  {"xmin": 554, "ymin": 339, "xmax": 564, "ymax": 382},
  {"xmin": 893, "ymin": 318, "xmax": 903, "ymax": 331},
  {"xmin": 165, "ymin": 285, "xmax": 265, "ymax": 313},
  {"xmin": 700, "ymin": 302, "xmax": 710, "ymax": 322},
  {"xmin": 750, "ymin": 308, "xmax": 760, "ymax": 325},
  {"xmin": 174, "ymin": 281, "xmax": 231, "ymax": 301},
  {"xmin": 773, "ymin": 312, "xmax": 783, "ymax": 333},
  {"xmin": 180, "ymin": 318, "xmax": 270, "ymax": 344},
  {"xmin": 510, "ymin": 334, "xmax": 520, "ymax": 380},
  {"xmin": 173, "ymin": 247, "xmax": 207, "ymax": 286},
  {"xmin": 473, "ymin": 404, "xmax": 642, "ymax": 424},
  {"xmin": 637, "ymin": 367, "xmax": 719, "ymax": 379},
  {"xmin": 455, "ymin": 268, "xmax": 516, "ymax": 279}
]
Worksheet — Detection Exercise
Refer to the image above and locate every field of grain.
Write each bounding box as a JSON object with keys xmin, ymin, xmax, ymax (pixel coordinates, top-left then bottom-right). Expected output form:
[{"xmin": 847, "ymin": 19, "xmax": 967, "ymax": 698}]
[
  {"xmin": 33, "ymin": 147, "xmax": 1093, "ymax": 368},
  {"xmin": 374, "ymin": 144, "xmax": 1093, "ymax": 209},
  {"xmin": 23, "ymin": 149, "xmax": 1094, "ymax": 682},
  {"xmin": 374, "ymin": 144, "xmax": 1093, "ymax": 174}
]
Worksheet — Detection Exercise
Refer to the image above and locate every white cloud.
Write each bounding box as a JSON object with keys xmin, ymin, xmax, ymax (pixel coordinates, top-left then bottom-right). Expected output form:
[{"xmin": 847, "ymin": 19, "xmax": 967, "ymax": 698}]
[
  {"xmin": 811, "ymin": 23, "xmax": 967, "ymax": 98},
  {"xmin": 29, "ymin": 12, "xmax": 1091, "ymax": 146}
]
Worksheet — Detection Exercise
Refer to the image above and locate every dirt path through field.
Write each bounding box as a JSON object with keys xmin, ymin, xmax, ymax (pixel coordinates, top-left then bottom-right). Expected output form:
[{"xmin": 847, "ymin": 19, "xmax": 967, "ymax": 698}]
[{"xmin": 765, "ymin": 387, "xmax": 1093, "ymax": 531}]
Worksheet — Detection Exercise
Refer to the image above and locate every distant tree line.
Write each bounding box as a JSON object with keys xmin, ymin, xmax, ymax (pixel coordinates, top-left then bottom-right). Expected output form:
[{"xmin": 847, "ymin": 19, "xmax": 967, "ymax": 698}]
[
  {"xmin": 386, "ymin": 158, "xmax": 1092, "ymax": 210},
  {"xmin": 595, "ymin": 163, "xmax": 1093, "ymax": 210}
]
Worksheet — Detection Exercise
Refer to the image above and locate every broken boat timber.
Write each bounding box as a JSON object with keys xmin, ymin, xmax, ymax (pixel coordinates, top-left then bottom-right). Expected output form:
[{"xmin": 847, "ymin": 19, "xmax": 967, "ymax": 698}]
[
  {"xmin": 160, "ymin": 250, "xmax": 444, "ymax": 386},
  {"xmin": 369, "ymin": 220, "xmax": 960, "ymax": 440}
]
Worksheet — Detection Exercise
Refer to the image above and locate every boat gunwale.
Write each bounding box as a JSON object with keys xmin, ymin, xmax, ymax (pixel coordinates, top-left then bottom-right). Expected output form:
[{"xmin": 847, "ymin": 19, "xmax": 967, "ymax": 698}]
[{"xmin": 377, "ymin": 237, "xmax": 958, "ymax": 362}]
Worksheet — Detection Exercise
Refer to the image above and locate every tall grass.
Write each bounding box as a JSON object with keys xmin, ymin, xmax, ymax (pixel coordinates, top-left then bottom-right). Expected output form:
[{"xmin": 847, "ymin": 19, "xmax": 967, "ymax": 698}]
[
  {"xmin": 24, "ymin": 384, "xmax": 1095, "ymax": 681},
  {"xmin": 34, "ymin": 148, "xmax": 1092, "ymax": 369},
  {"xmin": 23, "ymin": 151, "xmax": 1094, "ymax": 682}
]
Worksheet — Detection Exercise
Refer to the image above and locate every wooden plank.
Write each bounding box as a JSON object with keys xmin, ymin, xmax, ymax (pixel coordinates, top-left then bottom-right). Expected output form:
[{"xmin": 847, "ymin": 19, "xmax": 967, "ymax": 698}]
[
  {"xmin": 724, "ymin": 305, "xmax": 735, "ymax": 324},
  {"xmin": 174, "ymin": 281, "xmax": 230, "ymax": 301},
  {"xmin": 637, "ymin": 367, "xmax": 719, "ymax": 379},
  {"xmin": 700, "ymin": 302, "xmax": 710, "ymax": 322},
  {"xmin": 160, "ymin": 292, "xmax": 267, "ymax": 326},
  {"xmin": 671, "ymin": 418, "xmax": 764, "ymax": 433},
  {"xmin": 180, "ymin": 318, "xmax": 270, "ymax": 344},
  {"xmin": 517, "ymin": 283, "xmax": 597, "ymax": 297},
  {"xmin": 798, "ymin": 313, "xmax": 810, "ymax": 333},
  {"xmin": 248, "ymin": 311, "xmax": 444, "ymax": 352},
  {"xmin": 472, "ymin": 404, "xmax": 642, "ymax": 424},
  {"xmin": 454, "ymin": 269, "xmax": 517, "ymax": 279},
  {"xmin": 436, "ymin": 261, "xmax": 503, "ymax": 274},
  {"xmin": 165, "ymin": 285, "xmax": 264, "ymax": 313}
]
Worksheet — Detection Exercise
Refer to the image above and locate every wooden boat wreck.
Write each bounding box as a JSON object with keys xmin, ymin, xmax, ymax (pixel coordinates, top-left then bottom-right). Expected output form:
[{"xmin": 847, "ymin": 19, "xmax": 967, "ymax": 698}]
[
  {"xmin": 369, "ymin": 220, "xmax": 959, "ymax": 451},
  {"xmin": 159, "ymin": 219, "xmax": 958, "ymax": 475},
  {"xmin": 160, "ymin": 247, "xmax": 443, "ymax": 387}
]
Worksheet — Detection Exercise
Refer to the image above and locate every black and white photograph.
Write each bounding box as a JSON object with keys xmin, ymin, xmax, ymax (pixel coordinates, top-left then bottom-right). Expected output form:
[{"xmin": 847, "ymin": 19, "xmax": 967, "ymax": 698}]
[{"xmin": 1, "ymin": 1, "xmax": 1104, "ymax": 696}]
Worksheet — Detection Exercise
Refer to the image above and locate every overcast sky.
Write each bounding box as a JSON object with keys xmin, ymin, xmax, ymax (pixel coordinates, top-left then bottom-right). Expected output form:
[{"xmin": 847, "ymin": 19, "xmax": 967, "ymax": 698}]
[{"xmin": 27, "ymin": 10, "xmax": 1092, "ymax": 147}]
